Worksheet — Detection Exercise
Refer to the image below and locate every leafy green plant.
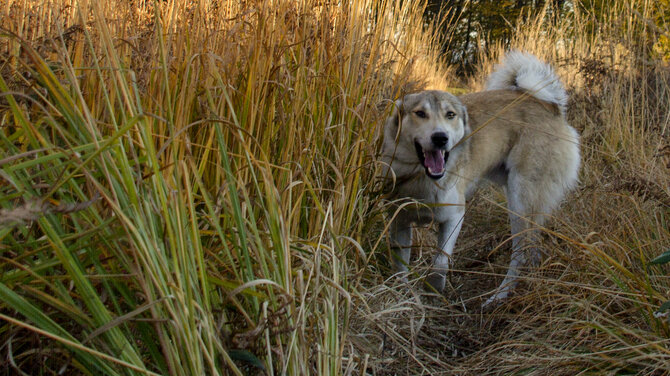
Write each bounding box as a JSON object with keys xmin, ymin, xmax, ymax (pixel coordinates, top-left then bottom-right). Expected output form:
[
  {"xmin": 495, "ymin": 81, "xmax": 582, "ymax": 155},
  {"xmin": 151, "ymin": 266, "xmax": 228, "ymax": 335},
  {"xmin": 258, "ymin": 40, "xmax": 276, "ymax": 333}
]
[{"xmin": 650, "ymin": 249, "xmax": 670, "ymax": 316}]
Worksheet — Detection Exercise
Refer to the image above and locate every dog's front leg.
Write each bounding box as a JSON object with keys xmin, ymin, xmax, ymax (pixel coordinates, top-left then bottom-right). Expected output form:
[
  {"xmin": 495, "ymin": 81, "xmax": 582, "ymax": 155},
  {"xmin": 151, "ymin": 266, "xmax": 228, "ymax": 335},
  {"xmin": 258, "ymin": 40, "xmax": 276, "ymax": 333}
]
[
  {"xmin": 389, "ymin": 219, "xmax": 412, "ymax": 281},
  {"xmin": 426, "ymin": 210, "xmax": 464, "ymax": 293}
]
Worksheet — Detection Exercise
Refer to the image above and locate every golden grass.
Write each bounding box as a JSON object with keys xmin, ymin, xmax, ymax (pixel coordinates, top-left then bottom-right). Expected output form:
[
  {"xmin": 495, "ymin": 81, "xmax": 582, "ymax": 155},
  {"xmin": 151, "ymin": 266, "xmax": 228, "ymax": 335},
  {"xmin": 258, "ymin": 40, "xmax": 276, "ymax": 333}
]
[{"xmin": 0, "ymin": 0, "xmax": 668, "ymax": 375}]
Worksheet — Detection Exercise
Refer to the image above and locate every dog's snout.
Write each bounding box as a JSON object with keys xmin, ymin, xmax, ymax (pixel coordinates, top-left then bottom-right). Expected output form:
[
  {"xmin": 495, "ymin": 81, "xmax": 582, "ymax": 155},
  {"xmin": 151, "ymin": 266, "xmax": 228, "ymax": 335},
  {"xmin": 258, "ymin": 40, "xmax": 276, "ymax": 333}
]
[{"xmin": 431, "ymin": 132, "xmax": 448, "ymax": 148}]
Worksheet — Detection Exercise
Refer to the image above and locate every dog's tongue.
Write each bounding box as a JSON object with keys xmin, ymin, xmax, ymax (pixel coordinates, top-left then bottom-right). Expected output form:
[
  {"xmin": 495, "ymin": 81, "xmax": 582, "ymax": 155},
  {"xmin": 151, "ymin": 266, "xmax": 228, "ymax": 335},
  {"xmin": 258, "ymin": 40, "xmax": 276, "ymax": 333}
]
[{"xmin": 423, "ymin": 150, "xmax": 445, "ymax": 174}]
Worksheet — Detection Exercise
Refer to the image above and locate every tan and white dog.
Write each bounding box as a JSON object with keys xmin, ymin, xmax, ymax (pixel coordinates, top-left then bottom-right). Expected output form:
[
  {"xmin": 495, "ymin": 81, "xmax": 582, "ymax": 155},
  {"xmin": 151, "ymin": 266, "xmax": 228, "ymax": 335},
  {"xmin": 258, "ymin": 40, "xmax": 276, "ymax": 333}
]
[{"xmin": 381, "ymin": 51, "xmax": 580, "ymax": 306}]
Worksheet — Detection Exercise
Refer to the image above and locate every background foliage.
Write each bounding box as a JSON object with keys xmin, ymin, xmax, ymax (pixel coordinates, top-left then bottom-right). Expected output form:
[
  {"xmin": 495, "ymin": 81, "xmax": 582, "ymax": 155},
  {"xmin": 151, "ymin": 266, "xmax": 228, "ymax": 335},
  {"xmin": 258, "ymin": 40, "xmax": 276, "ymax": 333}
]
[{"xmin": 426, "ymin": 0, "xmax": 670, "ymax": 72}]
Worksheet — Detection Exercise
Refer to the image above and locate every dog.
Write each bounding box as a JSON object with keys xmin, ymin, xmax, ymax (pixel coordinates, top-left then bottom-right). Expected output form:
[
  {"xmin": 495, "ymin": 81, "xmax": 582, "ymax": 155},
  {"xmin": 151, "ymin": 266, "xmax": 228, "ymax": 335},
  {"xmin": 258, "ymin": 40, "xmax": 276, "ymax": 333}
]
[{"xmin": 381, "ymin": 51, "xmax": 580, "ymax": 306}]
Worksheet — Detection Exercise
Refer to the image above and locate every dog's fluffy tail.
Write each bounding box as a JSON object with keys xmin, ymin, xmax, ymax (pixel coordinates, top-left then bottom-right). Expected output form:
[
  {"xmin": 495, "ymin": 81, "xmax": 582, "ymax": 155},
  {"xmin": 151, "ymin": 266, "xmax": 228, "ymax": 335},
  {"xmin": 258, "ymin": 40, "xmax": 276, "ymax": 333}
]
[{"xmin": 485, "ymin": 51, "xmax": 567, "ymax": 116}]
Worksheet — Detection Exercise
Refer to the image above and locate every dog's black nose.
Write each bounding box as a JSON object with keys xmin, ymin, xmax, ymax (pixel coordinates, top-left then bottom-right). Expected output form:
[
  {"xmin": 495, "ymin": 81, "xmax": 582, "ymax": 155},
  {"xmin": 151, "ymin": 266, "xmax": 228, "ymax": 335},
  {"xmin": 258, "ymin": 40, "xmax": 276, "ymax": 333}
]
[{"xmin": 431, "ymin": 132, "xmax": 448, "ymax": 148}]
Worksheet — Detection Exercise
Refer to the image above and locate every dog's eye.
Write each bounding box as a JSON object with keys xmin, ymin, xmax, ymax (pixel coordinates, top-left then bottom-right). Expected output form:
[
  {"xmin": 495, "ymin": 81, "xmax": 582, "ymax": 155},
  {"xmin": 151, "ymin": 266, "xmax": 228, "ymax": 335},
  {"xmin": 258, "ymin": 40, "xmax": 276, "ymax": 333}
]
[
  {"xmin": 414, "ymin": 110, "xmax": 427, "ymax": 119},
  {"xmin": 445, "ymin": 111, "xmax": 456, "ymax": 119}
]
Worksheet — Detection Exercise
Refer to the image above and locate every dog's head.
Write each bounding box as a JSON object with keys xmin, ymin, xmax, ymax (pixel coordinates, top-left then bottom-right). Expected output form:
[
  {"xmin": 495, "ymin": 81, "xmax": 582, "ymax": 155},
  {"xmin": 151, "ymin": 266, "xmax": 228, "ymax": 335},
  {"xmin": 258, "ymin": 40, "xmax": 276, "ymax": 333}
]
[{"xmin": 383, "ymin": 90, "xmax": 469, "ymax": 180}]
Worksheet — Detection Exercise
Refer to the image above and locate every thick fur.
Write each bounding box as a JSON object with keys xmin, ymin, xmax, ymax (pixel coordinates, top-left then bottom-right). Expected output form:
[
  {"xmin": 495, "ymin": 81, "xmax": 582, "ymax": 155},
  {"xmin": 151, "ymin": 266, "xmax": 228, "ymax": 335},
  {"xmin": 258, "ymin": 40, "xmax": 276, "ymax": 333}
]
[
  {"xmin": 485, "ymin": 51, "xmax": 568, "ymax": 116},
  {"xmin": 382, "ymin": 51, "xmax": 580, "ymax": 306}
]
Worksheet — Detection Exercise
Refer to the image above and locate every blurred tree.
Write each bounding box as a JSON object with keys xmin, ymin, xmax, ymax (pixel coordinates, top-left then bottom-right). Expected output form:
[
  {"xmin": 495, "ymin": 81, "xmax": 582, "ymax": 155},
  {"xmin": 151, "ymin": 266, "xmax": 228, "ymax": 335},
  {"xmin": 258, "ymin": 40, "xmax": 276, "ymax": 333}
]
[
  {"xmin": 426, "ymin": 0, "xmax": 670, "ymax": 72},
  {"xmin": 577, "ymin": 0, "xmax": 670, "ymax": 61},
  {"xmin": 425, "ymin": 0, "xmax": 567, "ymax": 73},
  {"xmin": 652, "ymin": 0, "xmax": 670, "ymax": 61}
]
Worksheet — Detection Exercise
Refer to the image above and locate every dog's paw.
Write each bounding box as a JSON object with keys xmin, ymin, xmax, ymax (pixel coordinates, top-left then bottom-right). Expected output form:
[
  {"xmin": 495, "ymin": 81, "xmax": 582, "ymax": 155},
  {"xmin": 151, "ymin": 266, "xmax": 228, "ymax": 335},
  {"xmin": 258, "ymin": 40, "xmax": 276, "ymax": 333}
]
[
  {"xmin": 424, "ymin": 272, "xmax": 446, "ymax": 293},
  {"xmin": 481, "ymin": 290, "xmax": 508, "ymax": 310}
]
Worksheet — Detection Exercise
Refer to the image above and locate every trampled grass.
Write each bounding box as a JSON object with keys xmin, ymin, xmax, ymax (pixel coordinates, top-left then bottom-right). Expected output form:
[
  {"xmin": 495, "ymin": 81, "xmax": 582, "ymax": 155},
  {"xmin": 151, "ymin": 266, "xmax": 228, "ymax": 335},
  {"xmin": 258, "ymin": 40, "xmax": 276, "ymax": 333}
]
[{"xmin": 1, "ymin": 0, "xmax": 668, "ymax": 375}]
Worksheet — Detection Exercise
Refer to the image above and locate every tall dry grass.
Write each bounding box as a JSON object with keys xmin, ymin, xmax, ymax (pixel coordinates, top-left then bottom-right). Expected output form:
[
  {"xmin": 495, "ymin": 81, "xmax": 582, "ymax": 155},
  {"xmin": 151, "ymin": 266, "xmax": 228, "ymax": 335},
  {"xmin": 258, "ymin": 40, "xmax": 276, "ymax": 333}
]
[
  {"xmin": 0, "ymin": 0, "xmax": 449, "ymax": 374},
  {"xmin": 0, "ymin": 0, "xmax": 668, "ymax": 375}
]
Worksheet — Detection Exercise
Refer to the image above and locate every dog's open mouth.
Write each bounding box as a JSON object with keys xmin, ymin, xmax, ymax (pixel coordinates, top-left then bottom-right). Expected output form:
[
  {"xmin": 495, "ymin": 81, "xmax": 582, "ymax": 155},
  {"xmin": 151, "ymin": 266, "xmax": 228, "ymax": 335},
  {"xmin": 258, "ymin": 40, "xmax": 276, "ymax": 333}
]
[{"xmin": 414, "ymin": 141, "xmax": 448, "ymax": 179}]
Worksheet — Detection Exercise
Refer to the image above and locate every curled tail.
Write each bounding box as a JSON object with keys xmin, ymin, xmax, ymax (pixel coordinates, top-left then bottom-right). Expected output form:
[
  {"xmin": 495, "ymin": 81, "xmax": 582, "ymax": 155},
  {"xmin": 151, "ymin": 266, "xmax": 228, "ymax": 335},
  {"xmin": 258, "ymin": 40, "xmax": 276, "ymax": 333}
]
[{"xmin": 485, "ymin": 51, "xmax": 567, "ymax": 116}]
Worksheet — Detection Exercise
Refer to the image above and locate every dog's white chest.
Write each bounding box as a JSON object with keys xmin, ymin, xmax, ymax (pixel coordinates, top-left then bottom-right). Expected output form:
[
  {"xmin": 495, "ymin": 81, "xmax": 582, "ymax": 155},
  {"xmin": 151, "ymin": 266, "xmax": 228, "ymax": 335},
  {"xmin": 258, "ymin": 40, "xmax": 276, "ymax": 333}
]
[{"xmin": 393, "ymin": 176, "xmax": 462, "ymax": 225}]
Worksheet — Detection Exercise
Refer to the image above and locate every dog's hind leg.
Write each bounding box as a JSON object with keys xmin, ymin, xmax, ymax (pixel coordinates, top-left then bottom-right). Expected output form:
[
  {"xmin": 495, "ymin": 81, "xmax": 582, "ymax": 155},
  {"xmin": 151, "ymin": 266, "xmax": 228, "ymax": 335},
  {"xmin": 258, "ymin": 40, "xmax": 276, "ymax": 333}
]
[
  {"xmin": 483, "ymin": 176, "xmax": 547, "ymax": 307},
  {"xmin": 390, "ymin": 220, "xmax": 412, "ymax": 281}
]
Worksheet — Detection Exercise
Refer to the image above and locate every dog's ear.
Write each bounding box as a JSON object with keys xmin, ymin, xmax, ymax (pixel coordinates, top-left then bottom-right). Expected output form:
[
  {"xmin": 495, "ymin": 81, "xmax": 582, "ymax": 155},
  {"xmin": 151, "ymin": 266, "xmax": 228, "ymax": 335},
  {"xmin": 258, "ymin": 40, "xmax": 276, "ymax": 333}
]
[
  {"xmin": 384, "ymin": 98, "xmax": 404, "ymax": 144},
  {"xmin": 386, "ymin": 98, "xmax": 403, "ymax": 130}
]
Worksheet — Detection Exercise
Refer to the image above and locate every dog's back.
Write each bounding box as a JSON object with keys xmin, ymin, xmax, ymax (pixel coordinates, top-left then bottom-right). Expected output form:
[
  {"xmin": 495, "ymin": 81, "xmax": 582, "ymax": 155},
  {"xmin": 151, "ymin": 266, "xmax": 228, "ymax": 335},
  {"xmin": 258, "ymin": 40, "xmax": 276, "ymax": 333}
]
[{"xmin": 458, "ymin": 52, "xmax": 580, "ymax": 209}]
